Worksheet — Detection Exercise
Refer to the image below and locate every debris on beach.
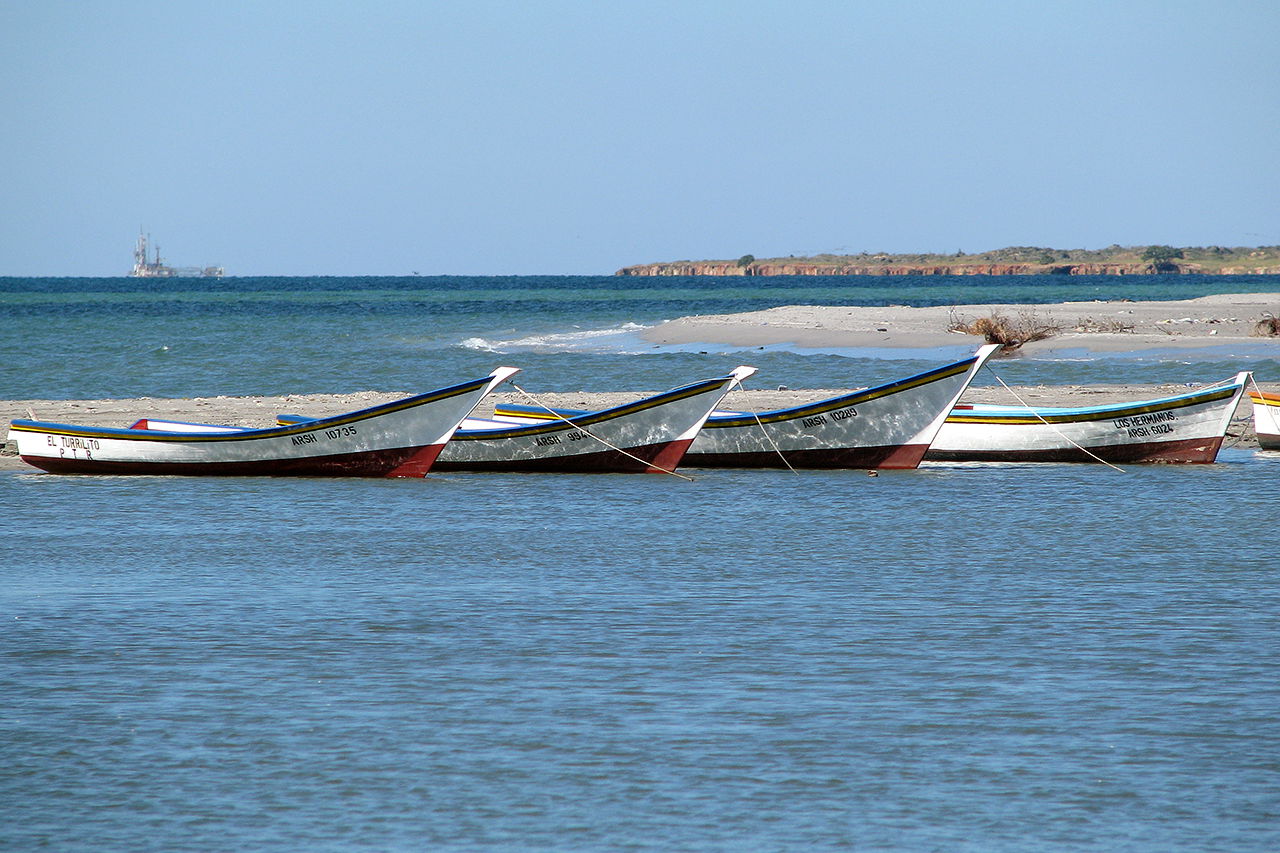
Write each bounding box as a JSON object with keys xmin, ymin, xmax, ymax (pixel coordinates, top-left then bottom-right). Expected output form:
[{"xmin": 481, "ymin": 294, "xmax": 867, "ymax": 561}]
[
  {"xmin": 1254, "ymin": 316, "xmax": 1280, "ymax": 337},
  {"xmin": 947, "ymin": 310, "xmax": 1061, "ymax": 351}
]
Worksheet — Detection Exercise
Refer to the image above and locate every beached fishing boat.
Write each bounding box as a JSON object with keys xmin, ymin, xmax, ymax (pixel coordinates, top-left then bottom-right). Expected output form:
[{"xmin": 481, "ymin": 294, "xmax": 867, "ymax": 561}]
[
  {"xmin": 282, "ymin": 366, "xmax": 758, "ymax": 473},
  {"xmin": 493, "ymin": 346, "xmax": 999, "ymax": 469},
  {"xmin": 1248, "ymin": 389, "xmax": 1280, "ymax": 451},
  {"xmin": 7, "ymin": 368, "xmax": 519, "ymax": 477},
  {"xmin": 926, "ymin": 372, "xmax": 1250, "ymax": 464}
]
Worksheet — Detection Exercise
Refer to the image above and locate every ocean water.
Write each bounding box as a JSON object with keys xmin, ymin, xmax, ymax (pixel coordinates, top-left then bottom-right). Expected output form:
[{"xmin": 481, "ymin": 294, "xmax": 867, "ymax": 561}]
[
  {"xmin": 3, "ymin": 275, "xmax": 1280, "ymax": 851},
  {"xmin": 3, "ymin": 457, "xmax": 1279, "ymax": 851},
  {"xmin": 2, "ymin": 274, "xmax": 1278, "ymax": 398}
]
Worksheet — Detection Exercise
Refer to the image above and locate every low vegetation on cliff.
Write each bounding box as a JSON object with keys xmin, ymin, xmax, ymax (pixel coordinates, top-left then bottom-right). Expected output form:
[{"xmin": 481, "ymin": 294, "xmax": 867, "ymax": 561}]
[{"xmin": 617, "ymin": 245, "xmax": 1280, "ymax": 276}]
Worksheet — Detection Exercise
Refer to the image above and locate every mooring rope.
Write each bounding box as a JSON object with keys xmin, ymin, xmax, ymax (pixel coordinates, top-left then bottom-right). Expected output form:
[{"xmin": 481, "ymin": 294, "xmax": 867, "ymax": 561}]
[
  {"xmin": 507, "ymin": 382, "xmax": 694, "ymax": 481},
  {"xmin": 988, "ymin": 370, "xmax": 1126, "ymax": 473},
  {"xmin": 1221, "ymin": 381, "xmax": 1253, "ymax": 449},
  {"xmin": 722, "ymin": 379, "xmax": 799, "ymax": 473}
]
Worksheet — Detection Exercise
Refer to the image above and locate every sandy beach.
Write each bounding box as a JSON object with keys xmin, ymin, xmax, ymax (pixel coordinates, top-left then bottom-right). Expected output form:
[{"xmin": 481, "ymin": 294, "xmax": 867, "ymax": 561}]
[
  {"xmin": 4, "ymin": 294, "xmax": 1276, "ymax": 470},
  {"xmin": 642, "ymin": 293, "xmax": 1280, "ymax": 354}
]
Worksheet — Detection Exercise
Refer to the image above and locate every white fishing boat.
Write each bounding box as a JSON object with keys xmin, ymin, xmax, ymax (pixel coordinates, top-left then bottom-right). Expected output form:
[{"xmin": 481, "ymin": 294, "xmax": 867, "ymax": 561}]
[
  {"xmin": 7, "ymin": 368, "xmax": 518, "ymax": 477},
  {"xmin": 927, "ymin": 372, "xmax": 1250, "ymax": 463},
  {"xmin": 282, "ymin": 367, "xmax": 757, "ymax": 473},
  {"xmin": 494, "ymin": 346, "xmax": 998, "ymax": 469},
  {"xmin": 1248, "ymin": 389, "xmax": 1280, "ymax": 451}
]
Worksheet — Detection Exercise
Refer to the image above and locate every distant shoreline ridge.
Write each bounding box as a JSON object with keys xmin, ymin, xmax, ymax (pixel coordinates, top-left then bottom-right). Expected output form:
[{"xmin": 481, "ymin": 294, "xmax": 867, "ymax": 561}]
[{"xmin": 616, "ymin": 245, "xmax": 1280, "ymax": 277}]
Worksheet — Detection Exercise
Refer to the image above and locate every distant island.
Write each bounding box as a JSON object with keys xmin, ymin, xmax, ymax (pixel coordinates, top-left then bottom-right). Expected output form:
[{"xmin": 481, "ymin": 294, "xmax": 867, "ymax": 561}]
[{"xmin": 616, "ymin": 245, "xmax": 1280, "ymax": 277}]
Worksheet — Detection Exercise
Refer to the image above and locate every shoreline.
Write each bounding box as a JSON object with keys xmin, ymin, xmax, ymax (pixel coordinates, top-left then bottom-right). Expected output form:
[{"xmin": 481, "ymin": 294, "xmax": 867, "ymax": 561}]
[
  {"xmin": 641, "ymin": 293, "xmax": 1280, "ymax": 354},
  {"xmin": 5, "ymin": 295, "xmax": 1275, "ymax": 471}
]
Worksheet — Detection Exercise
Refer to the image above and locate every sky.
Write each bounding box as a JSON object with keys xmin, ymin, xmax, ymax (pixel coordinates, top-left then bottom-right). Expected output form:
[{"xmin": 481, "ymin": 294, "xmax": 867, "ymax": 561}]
[{"xmin": 2, "ymin": 0, "xmax": 1278, "ymax": 276}]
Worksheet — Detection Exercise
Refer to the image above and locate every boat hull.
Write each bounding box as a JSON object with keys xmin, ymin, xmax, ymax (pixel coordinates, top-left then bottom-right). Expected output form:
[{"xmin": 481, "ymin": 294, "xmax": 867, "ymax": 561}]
[
  {"xmin": 683, "ymin": 441, "xmax": 929, "ymax": 470},
  {"xmin": 680, "ymin": 345, "xmax": 998, "ymax": 469},
  {"xmin": 1250, "ymin": 391, "xmax": 1280, "ymax": 451},
  {"xmin": 18, "ymin": 443, "xmax": 446, "ymax": 477},
  {"xmin": 432, "ymin": 368, "xmax": 754, "ymax": 473},
  {"xmin": 926, "ymin": 435, "xmax": 1227, "ymax": 464},
  {"xmin": 434, "ymin": 438, "xmax": 695, "ymax": 473},
  {"xmin": 7, "ymin": 369, "xmax": 518, "ymax": 477},
  {"xmin": 927, "ymin": 373, "xmax": 1249, "ymax": 464}
]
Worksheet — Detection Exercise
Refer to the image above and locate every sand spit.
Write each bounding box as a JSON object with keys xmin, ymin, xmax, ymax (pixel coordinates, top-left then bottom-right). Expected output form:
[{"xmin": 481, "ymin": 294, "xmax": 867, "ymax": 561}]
[{"xmin": 641, "ymin": 293, "xmax": 1280, "ymax": 353}]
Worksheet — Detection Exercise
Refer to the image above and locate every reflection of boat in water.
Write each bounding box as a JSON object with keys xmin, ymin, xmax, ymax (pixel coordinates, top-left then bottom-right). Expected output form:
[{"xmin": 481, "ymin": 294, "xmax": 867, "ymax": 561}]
[{"xmin": 131, "ymin": 231, "xmax": 224, "ymax": 277}]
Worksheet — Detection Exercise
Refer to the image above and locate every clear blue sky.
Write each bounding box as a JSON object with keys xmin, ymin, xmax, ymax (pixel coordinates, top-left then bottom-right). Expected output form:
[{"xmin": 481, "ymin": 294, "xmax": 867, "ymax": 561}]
[{"xmin": 3, "ymin": 0, "xmax": 1278, "ymax": 276}]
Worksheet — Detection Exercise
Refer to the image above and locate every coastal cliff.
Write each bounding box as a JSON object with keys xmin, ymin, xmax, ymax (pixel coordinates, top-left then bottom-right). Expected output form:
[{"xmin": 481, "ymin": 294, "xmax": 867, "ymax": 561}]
[
  {"xmin": 616, "ymin": 245, "xmax": 1280, "ymax": 276},
  {"xmin": 617, "ymin": 261, "xmax": 1203, "ymax": 276}
]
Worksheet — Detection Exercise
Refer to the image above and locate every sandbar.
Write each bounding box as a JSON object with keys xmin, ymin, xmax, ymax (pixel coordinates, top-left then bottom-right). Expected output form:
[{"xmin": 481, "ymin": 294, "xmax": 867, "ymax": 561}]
[{"xmin": 642, "ymin": 293, "xmax": 1280, "ymax": 354}]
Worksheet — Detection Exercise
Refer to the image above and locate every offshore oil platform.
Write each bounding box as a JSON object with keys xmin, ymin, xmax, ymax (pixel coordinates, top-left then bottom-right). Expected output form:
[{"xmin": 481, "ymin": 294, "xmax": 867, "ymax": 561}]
[{"xmin": 131, "ymin": 231, "xmax": 224, "ymax": 277}]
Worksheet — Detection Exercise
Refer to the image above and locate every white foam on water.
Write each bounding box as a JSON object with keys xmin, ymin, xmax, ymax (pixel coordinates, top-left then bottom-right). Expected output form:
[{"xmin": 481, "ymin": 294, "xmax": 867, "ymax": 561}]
[
  {"xmin": 458, "ymin": 336, "xmax": 503, "ymax": 353},
  {"xmin": 458, "ymin": 322, "xmax": 652, "ymax": 354}
]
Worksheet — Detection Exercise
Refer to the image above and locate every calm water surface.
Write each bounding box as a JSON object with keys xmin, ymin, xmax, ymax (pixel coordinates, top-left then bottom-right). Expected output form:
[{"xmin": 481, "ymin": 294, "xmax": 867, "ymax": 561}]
[{"xmin": 3, "ymin": 453, "xmax": 1278, "ymax": 851}]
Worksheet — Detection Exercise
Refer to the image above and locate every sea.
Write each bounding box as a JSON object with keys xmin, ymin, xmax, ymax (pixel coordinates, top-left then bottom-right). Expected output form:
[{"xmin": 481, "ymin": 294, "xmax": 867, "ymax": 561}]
[{"xmin": 2, "ymin": 274, "xmax": 1279, "ymax": 851}]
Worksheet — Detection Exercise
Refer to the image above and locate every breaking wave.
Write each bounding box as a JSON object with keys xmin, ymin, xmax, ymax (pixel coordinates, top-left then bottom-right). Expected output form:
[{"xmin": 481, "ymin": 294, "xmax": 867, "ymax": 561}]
[{"xmin": 459, "ymin": 322, "xmax": 652, "ymax": 354}]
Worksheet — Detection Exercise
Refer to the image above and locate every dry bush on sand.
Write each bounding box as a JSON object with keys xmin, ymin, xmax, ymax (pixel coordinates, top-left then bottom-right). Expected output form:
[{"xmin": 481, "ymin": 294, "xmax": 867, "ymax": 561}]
[
  {"xmin": 948, "ymin": 310, "xmax": 1061, "ymax": 350},
  {"xmin": 1253, "ymin": 316, "xmax": 1280, "ymax": 337}
]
